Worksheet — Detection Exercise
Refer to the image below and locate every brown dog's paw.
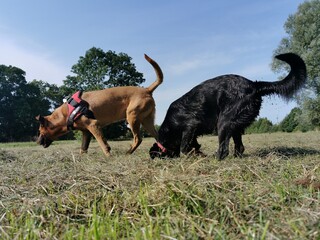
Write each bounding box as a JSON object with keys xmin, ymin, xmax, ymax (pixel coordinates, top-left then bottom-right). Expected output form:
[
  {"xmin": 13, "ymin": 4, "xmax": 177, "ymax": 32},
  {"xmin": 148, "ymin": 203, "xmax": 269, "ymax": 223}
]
[{"xmin": 80, "ymin": 149, "xmax": 88, "ymax": 154}]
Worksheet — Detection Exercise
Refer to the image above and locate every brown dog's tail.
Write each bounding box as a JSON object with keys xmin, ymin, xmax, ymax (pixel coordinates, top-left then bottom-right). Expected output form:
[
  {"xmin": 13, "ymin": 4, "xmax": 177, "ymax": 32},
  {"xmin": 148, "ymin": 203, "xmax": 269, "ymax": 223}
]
[
  {"xmin": 255, "ymin": 53, "xmax": 307, "ymax": 99},
  {"xmin": 145, "ymin": 54, "xmax": 164, "ymax": 93}
]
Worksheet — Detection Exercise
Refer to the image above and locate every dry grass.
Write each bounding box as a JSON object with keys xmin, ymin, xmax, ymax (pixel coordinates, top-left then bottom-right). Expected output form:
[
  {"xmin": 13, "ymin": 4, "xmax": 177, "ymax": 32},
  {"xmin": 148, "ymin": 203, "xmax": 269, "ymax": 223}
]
[{"xmin": 0, "ymin": 132, "xmax": 319, "ymax": 239}]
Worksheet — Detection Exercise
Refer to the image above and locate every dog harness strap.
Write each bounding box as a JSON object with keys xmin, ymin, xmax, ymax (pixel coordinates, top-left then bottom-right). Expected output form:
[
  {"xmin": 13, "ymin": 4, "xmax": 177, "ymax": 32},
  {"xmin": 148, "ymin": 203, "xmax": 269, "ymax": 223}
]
[
  {"xmin": 67, "ymin": 91, "xmax": 95, "ymax": 130},
  {"xmin": 157, "ymin": 142, "xmax": 167, "ymax": 153}
]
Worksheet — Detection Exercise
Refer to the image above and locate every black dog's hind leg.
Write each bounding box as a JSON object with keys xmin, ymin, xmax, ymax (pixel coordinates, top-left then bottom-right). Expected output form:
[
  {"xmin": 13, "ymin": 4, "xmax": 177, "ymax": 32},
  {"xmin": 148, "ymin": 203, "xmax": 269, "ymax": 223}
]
[{"xmin": 232, "ymin": 131, "xmax": 245, "ymax": 157}]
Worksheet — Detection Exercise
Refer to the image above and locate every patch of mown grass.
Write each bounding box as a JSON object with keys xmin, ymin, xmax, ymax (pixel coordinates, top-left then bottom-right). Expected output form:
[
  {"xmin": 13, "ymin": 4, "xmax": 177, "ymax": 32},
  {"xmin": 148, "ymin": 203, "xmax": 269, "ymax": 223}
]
[{"xmin": 0, "ymin": 132, "xmax": 319, "ymax": 239}]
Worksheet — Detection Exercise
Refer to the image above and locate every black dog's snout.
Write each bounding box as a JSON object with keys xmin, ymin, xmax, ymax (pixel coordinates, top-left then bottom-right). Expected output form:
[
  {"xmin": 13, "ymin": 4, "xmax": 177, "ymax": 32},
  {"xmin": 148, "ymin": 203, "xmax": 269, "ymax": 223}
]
[
  {"xmin": 149, "ymin": 142, "xmax": 162, "ymax": 159},
  {"xmin": 149, "ymin": 150, "xmax": 162, "ymax": 159}
]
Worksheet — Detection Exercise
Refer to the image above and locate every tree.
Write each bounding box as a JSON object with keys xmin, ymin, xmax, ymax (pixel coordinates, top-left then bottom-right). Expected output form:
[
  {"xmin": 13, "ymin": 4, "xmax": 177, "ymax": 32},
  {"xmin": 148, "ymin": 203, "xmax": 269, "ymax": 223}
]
[
  {"xmin": 30, "ymin": 80, "xmax": 64, "ymax": 109},
  {"xmin": 63, "ymin": 47, "xmax": 145, "ymax": 93},
  {"xmin": 271, "ymin": 0, "xmax": 320, "ymax": 128},
  {"xmin": 62, "ymin": 47, "xmax": 146, "ymax": 139},
  {"xmin": 280, "ymin": 107, "xmax": 302, "ymax": 132},
  {"xmin": 0, "ymin": 65, "xmax": 50, "ymax": 141},
  {"xmin": 245, "ymin": 118, "xmax": 274, "ymax": 134},
  {"xmin": 272, "ymin": 0, "xmax": 320, "ymax": 92},
  {"xmin": 300, "ymin": 96, "xmax": 320, "ymax": 128}
]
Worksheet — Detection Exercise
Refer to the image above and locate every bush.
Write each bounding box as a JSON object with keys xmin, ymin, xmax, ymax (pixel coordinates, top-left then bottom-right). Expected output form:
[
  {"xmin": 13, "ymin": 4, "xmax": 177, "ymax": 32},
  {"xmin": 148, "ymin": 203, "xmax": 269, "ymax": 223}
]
[{"xmin": 246, "ymin": 118, "xmax": 274, "ymax": 134}]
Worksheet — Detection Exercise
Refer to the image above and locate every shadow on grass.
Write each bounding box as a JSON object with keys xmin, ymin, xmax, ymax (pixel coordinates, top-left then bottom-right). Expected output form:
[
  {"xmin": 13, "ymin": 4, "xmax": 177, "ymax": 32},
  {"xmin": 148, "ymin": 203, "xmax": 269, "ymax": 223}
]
[{"xmin": 254, "ymin": 146, "xmax": 320, "ymax": 158}]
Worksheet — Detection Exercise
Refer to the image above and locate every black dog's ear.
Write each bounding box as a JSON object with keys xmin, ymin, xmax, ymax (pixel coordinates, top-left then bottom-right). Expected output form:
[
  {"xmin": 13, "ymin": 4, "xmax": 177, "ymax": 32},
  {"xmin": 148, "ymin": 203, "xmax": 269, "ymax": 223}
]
[
  {"xmin": 149, "ymin": 143, "xmax": 162, "ymax": 159},
  {"xmin": 35, "ymin": 115, "xmax": 46, "ymax": 125}
]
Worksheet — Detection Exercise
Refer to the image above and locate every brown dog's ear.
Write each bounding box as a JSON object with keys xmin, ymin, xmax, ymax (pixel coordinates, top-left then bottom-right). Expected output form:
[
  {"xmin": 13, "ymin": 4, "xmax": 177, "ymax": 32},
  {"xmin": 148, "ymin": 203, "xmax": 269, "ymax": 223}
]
[{"xmin": 35, "ymin": 115, "xmax": 46, "ymax": 125}]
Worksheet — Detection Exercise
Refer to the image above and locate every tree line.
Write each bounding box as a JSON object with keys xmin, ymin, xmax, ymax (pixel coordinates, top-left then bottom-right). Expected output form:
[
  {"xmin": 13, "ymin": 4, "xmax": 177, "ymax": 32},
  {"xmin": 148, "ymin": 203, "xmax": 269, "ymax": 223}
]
[
  {"xmin": 246, "ymin": 107, "xmax": 315, "ymax": 135},
  {"xmin": 0, "ymin": 0, "xmax": 319, "ymax": 142}
]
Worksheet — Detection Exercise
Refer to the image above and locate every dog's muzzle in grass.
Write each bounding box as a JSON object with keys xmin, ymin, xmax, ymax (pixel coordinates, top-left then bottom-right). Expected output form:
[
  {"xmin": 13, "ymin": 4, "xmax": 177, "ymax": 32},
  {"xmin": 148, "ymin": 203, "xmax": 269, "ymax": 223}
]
[
  {"xmin": 149, "ymin": 142, "xmax": 171, "ymax": 159},
  {"xmin": 37, "ymin": 134, "xmax": 53, "ymax": 148}
]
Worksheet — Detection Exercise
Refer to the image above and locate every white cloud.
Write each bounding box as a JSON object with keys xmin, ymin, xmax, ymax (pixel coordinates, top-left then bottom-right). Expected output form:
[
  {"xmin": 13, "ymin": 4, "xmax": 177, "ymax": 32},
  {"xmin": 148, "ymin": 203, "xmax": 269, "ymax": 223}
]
[
  {"xmin": 168, "ymin": 53, "xmax": 233, "ymax": 76},
  {"xmin": 169, "ymin": 58, "xmax": 203, "ymax": 75},
  {"xmin": 237, "ymin": 63, "xmax": 272, "ymax": 80},
  {"xmin": 0, "ymin": 35, "xmax": 69, "ymax": 85}
]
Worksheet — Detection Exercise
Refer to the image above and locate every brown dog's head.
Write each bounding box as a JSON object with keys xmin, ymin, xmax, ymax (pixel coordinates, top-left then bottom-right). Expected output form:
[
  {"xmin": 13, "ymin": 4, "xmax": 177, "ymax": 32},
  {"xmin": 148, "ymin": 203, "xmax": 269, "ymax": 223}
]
[{"xmin": 35, "ymin": 109, "xmax": 68, "ymax": 148}]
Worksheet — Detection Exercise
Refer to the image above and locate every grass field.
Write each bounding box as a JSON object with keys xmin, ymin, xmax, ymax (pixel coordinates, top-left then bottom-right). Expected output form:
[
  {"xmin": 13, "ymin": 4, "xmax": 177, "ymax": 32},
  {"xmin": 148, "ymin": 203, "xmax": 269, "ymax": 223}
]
[{"xmin": 0, "ymin": 132, "xmax": 319, "ymax": 239}]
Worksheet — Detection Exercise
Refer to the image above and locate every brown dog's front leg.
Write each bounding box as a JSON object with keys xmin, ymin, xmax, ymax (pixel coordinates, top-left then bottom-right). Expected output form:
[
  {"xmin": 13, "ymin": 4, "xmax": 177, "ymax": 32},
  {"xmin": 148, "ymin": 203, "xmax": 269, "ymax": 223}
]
[
  {"xmin": 88, "ymin": 125, "xmax": 111, "ymax": 157},
  {"xmin": 80, "ymin": 130, "xmax": 92, "ymax": 154}
]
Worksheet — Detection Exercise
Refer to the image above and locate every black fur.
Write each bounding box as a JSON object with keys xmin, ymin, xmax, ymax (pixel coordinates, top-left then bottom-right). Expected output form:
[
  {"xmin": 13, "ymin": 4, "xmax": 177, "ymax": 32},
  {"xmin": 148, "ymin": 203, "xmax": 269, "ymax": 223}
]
[{"xmin": 150, "ymin": 53, "xmax": 307, "ymax": 160}]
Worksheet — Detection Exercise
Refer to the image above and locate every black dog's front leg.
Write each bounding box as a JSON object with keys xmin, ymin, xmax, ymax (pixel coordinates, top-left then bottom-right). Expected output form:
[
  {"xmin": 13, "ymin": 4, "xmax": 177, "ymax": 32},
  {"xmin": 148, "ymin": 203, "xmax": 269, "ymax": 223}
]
[
  {"xmin": 181, "ymin": 129, "xmax": 205, "ymax": 156},
  {"xmin": 216, "ymin": 126, "xmax": 232, "ymax": 160},
  {"xmin": 180, "ymin": 130, "xmax": 194, "ymax": 154}
]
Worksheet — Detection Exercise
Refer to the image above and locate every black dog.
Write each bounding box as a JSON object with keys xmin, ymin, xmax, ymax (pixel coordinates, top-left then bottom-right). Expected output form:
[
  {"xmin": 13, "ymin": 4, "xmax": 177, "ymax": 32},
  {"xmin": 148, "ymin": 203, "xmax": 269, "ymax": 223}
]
[{"xmin": 150, "ymin": 53, "xmax": 307, "ymax": 160}]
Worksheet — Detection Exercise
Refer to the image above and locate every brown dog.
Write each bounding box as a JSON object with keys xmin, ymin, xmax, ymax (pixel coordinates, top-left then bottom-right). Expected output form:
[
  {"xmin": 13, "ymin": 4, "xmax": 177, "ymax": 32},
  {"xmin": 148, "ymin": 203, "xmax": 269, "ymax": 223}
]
[{"xmin": 36, "ymin": 54, "xmax": 163, "ymax": 157}]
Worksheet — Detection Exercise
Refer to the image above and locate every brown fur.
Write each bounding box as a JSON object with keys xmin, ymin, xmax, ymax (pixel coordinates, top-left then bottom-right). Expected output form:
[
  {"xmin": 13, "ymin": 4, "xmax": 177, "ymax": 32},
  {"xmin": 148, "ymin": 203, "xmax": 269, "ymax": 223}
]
[{"xmin": 36, "ymin": 54, "xmax": 163, "ymax": 157}]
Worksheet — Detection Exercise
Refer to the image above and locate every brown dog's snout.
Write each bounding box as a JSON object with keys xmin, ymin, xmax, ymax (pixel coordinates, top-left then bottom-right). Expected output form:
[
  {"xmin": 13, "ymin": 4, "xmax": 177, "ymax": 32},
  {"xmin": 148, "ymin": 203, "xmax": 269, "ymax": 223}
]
[{"xmin": 37, "ymin": 134, "xmax": 53, "ymax": 148}]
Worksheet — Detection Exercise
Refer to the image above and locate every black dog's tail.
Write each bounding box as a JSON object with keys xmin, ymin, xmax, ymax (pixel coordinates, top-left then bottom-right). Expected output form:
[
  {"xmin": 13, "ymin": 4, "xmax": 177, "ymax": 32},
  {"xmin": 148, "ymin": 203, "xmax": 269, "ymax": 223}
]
[{"xmin": 255, "ymin": 53, "xmax": 307, "ymax": 99}]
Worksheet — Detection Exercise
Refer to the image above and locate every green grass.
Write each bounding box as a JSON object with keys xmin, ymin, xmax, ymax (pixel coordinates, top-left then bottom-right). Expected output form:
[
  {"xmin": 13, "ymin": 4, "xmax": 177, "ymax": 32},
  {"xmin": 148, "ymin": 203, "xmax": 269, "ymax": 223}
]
[{"xmin": 0, "ymin": 132, "xmax": 319, "ymax": 239}]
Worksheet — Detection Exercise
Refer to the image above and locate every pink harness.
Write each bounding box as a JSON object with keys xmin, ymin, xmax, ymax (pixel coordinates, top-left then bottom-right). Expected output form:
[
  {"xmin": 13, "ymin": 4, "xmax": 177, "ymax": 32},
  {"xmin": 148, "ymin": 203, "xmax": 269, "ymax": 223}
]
[
  {"xmin": 66, "ymin": 91, "xmax": 95, "ymax": 130},
  {"xmin": 67, "ymin": 91, "xmax": 83, "ymax": 121}
]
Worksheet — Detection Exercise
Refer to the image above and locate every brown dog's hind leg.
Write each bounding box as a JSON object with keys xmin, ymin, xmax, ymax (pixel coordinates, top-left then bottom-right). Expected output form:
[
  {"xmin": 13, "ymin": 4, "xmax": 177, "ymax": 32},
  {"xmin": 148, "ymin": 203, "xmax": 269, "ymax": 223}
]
[
  {"xmin": 80, "ymin": 130, "xmax": 92, "ymax": 154},
  {"xmin": 88, "ymin": 124, "xmax": 111, "ymax": 157},
  {"xmin": 127, "ymin": 117, "xmax": 142, "ymax": 154},
  {"xmin": 141, "ymin": 114, "xmax": 159, "ymax": 141}
]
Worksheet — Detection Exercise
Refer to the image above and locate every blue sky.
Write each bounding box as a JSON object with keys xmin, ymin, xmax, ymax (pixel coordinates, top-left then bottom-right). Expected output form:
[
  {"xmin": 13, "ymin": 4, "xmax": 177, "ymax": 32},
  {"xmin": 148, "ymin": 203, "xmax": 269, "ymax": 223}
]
[{"xmin": 0, "ymin": 0, "xmax": 305, "ymax": 124}]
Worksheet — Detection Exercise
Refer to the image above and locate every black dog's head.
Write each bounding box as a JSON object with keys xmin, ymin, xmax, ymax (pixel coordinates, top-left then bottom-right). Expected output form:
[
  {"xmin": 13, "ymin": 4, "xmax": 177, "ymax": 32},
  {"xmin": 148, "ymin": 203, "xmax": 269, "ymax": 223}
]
[
  {"xmin": 149, "ymin": 142, "xmax": 167, "ymax": 159},
  {"xmin": 149, "ymin": 142, "xmax": 180, "ymax": 159}
]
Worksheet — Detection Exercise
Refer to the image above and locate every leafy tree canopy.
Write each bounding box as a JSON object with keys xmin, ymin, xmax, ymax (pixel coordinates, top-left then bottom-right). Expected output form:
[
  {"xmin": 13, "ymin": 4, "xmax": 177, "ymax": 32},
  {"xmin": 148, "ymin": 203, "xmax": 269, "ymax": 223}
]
[
  {"xmin": 63, "ymin": 47, "xmax": 145, "ymax": 94},
  {"xmin": 272, "ymin": 0, "xmax": 320, "ymax": 128},
  {"xmin": 280, "ymin": 107, "xmax": 302, "ymax": 132},
  {"xmin": 245, "ymin": 118, "xmax": 274, "ymax": 134},
  {"xmin": 30, "ymin": 80, "xmax": 63, "ymax": 109},
  {"xmin": 0, "ymin": 65, "xmax": 50, "ymax": 141},
  {"xmin": 272, "ymin": 0, "xmax": 320, "ymax": 93}
]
